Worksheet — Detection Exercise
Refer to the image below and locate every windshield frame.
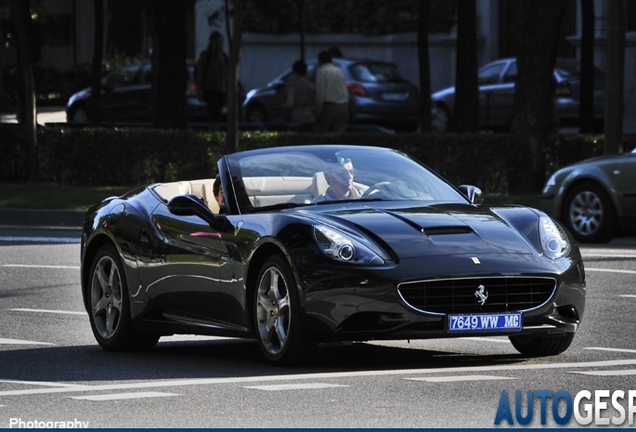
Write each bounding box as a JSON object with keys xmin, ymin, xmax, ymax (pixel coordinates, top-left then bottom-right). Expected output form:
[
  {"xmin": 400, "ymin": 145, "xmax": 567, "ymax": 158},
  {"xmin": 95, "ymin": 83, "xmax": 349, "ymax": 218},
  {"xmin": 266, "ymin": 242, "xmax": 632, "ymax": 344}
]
[{"xmin": 225, "ymin": 145, "xmax": 469, "ymax": 214}]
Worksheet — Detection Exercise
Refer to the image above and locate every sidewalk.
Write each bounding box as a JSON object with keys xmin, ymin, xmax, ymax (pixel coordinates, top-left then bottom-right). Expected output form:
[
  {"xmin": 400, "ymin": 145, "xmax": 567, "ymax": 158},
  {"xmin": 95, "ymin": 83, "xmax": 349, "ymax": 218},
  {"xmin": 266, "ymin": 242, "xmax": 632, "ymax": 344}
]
[
  {"xmin": 0, "ymin": 106, "xmax": 66, "ymax": 125},
  {"xmin": 0, "ymin": 208, "xmax": 84, "ymax": 228}
]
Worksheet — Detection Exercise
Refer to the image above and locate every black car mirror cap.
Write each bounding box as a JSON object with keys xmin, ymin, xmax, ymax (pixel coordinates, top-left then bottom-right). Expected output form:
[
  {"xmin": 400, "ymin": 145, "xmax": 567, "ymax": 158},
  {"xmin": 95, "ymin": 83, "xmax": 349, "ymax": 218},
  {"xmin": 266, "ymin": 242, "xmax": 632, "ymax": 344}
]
[
  {"xmin": 458, "ymin": 185, "xmax": 484, "ymax": 205},
  {"xmin": 168, "ymin": 194, "xmax": 218, "ymax": 225}
]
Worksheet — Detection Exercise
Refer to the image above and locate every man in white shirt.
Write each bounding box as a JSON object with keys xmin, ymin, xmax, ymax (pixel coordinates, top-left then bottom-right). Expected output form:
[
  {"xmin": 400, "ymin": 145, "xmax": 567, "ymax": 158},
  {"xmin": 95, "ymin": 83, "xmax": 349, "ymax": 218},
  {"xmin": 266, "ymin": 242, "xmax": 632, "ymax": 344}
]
[{"xmin": 314, "ymin": 50, "xmax": 349, "ymax": 133}]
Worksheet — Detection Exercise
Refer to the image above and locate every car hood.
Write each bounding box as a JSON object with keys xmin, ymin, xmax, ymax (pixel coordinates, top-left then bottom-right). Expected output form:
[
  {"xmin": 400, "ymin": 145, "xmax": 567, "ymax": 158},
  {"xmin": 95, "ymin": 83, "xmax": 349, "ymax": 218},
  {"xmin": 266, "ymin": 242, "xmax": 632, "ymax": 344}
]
[
  {"xmin": 565, "ymin": 151, "xmax": 632, "ymax": 168},
  {"xmin": 301, "ymin": 203, "xmax": 538, "ymax": 258},
  {"xmin": 432, "ymin": 86, "xmax": 456, "ymax": 99}
]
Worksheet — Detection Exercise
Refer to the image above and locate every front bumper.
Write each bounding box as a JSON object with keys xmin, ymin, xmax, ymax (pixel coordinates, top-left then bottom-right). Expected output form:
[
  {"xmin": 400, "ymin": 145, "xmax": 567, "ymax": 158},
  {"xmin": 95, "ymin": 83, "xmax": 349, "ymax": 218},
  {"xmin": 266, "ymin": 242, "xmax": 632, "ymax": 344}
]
[{"xmin": 297, "ymin": 253, "xmax": 586, "ymax": 342}]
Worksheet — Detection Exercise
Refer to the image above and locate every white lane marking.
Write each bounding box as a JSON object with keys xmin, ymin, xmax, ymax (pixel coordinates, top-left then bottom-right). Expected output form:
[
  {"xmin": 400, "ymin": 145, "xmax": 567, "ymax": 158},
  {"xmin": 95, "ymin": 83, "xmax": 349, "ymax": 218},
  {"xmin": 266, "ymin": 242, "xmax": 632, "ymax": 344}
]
[
  {"xmin": 582, "ymin": 251, "xmax": 636, "ymax": 259},
  {"xmin": 585, "ymin": 347, "xmax": 636, "ymax": 354},
  {"xmin": 405, "ymin": 375, "xmax": 517, "ymax": 383},
  {"xmin": 585, "ymin": 267, "xmax": 636, "ymax": 275},
  {"xmin": 0, "ymin": 379, "xmax": 91, "ymax": 388},
  {"xmin": 1, "ymin": 264, "xmax": 80, "ymax": 269},
  {"xmin": 620, "ymin": 295, "xmax": 636, "ymax": 298},
  {"xmin": 2, "ymin": 358, "xmax": 636, "ymax": 397},
  {"xmin": 0, "ymin": 338, "xmax": 54, "ymax": 346},
  {"xmin": 71, "ymin": 392, "xmax": 181, "ymax": 401},
  {"xmin": 570, "ymin": 369, "xmax": 636, "ymax": 377},
  {"xmin": 0, "ymin": 237, "xmax": 80, "ymax": 244},
  {"xmin": 9, "ymin": 308, "xmax": 86, "ymax": 316},
  {"xmin": 459, "ymin": 337, "xmax": 510, "ymax": 343},
  {"xmin": 243, "ymin": 383, "xmax": 349, "ymax": 391},
  {"xmin": 160, "ymin": 335, "xmax": 234, "ymax": 342}
]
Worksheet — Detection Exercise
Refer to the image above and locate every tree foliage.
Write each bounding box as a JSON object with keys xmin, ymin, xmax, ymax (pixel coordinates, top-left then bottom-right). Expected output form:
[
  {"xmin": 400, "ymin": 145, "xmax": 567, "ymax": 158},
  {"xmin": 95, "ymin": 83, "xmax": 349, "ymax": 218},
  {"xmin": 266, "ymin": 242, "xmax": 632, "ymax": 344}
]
[{"xmin": 243, "ymin": 0, "xmax": 456, "ymax": 34}]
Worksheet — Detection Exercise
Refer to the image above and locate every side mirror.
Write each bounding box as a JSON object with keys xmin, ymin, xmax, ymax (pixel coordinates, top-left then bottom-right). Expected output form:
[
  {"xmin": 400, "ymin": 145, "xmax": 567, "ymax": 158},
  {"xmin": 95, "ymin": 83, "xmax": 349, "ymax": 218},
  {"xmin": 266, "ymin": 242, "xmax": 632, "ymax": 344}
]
[
  {"xmin": 458, "ymin": 185, "xmax": 484, "ymax": 205},
  {"xmin": 168, "ymin": 194, "xmax": 217, "ymax": 226}
]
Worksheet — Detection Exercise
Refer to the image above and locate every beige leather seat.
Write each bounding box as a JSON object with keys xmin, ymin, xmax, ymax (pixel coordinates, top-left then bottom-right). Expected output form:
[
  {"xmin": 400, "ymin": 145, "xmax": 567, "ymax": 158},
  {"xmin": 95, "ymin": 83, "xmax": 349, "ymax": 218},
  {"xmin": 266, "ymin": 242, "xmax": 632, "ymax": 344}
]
[{"xmin": 311, "ymin": 172, "xmax": 329, "ymax": 198}]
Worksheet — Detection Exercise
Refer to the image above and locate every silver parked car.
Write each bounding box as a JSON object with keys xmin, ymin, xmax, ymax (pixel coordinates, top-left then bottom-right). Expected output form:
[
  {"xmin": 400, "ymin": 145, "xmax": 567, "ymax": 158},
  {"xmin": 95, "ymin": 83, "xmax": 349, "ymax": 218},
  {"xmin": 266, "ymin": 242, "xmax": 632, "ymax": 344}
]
[
  {"xmin": 541, "ymin": 148, "xmax": 636, "ymax": 243},
  {"xmin": 432, "ymin": 58, "xmax": 605, "ymax": 132},
  {"xmin": 242, "ymin": 58, "xmax": 421, "ymax": 132}
]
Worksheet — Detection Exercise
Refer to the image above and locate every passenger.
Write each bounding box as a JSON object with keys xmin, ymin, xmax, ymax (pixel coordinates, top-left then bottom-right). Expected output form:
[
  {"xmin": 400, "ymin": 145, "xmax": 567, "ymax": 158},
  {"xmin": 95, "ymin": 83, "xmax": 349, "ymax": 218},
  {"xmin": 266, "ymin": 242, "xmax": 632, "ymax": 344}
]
[{"xmin": 213, "ymin": 174, "xmax": 226, "ymax": 212}]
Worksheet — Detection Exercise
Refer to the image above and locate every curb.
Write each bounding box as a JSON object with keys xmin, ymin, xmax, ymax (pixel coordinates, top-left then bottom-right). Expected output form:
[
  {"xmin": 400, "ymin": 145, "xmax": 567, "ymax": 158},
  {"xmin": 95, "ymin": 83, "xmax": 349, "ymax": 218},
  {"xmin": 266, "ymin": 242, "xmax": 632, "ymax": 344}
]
[{"xmin": 0, "ymin": 208, "xmax": 84, "ymax": 228}]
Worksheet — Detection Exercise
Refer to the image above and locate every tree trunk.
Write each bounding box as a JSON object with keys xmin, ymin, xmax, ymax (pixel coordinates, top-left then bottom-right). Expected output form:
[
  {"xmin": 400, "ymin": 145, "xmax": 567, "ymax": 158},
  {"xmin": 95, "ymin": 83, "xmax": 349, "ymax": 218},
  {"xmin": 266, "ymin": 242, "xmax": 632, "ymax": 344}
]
[
  {"xmin": 151, "ymin": 0, "xmax": 187, "ymax": 129},
  {"xmin": 604, "ymin": 0, "xmax": 625, "ymax": 154},
  {"xmin": 417, "ymin": 0, "xmax": 433, "ymax": 133},
  {"xmin": 226, "ymin": 0, "xmax": 243, "ymax": 153},
  {"xmin": 90, "ymin": 0, "xmax": 104, "ymax": 126},
  {"xmin": 579, "ymin": 0, "xmax": 595, "ymax": 133},
  {"xmin": 453, "ymin": 0, "xmax": 479, "ymax": 133},
  {"xmin": 10, "ymin": 0, "xmax": 38, "ymax": 183},
  {"xmin": 509, "ymin": 0, "xmax": 566, "ymax": 194}
]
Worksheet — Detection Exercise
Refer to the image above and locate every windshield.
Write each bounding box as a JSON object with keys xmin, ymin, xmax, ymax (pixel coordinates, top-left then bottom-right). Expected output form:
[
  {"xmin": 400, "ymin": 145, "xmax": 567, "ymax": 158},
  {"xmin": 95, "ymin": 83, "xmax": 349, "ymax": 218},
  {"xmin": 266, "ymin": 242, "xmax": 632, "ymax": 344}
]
[
  {"xmin": 350, "ymin": 62, "xmax": 405, "ymax": 83},
  {"xmin": 226, "ymin": 146, "xmax": 467, "ymax": 213}
]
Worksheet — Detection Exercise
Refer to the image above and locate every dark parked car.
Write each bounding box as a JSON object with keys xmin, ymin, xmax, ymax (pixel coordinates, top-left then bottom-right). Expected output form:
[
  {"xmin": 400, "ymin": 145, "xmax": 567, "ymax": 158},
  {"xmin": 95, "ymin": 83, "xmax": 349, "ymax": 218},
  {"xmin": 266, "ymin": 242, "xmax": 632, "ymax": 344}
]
[
  {"xmin": 66, "ymin": 62, "xmax": 209, "ymax": 125},
  {"xmin": 81, "ymin": 144, "xmax": 585, "ymax": 366},
  {"xmin": 541, "ymin": 147, "xmax": 636, "ymax": 243},
  {"xmin": 242, "ymin": 58, "xmax": 421, "ymax": 132},
  {"xmin": 432, "ymin": 58, "xmax": 605, "ymax": 132}
]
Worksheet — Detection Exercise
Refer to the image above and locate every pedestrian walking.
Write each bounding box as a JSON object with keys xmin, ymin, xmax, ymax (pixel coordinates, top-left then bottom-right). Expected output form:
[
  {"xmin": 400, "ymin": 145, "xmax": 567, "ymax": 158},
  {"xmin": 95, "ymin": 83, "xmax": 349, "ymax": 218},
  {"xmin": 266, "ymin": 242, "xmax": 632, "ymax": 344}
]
[
  {"xmin": 283, "ymin": 60, "xmax": 316, "ymax": 132},
  {"xmin": 196, "ymin": 31, "xmax": 228, "ymax": 130},
  {"xmin": 314, "ymin": 50, "xmax": 349, "ymax": 133}
]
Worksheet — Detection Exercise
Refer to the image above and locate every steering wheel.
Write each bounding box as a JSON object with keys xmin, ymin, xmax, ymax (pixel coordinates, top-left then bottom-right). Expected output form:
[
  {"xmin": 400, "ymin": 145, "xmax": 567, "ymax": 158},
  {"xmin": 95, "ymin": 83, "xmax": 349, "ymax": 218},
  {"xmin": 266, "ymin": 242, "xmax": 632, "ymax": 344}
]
[{"xmin": 360, "ymin": 181, "xmax": 392, "ymax": 199}]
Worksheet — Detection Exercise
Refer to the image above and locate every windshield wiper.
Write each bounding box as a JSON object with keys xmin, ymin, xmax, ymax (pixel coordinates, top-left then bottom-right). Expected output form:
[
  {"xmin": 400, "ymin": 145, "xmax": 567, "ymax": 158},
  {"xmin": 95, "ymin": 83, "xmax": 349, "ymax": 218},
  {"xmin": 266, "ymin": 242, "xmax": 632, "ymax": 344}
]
[{"xmin": 314, "ymin": 198, "xmax": 385, "ymax": 205}]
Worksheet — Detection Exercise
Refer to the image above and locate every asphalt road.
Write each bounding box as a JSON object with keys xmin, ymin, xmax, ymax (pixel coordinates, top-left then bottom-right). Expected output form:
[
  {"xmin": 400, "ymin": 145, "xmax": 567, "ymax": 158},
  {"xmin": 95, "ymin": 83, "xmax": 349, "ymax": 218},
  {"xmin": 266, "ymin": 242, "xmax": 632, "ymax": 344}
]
[{"xmin": 0, "ymin": 231, "xmax": 635, "ymax": 428}]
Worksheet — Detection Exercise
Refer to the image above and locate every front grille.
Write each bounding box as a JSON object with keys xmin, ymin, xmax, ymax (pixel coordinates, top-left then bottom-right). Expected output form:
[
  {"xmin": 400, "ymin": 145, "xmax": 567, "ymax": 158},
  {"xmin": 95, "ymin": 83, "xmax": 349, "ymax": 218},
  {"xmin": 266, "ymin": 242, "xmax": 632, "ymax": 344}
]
[{"xmin": 397, "ymin": 277, "xmax": 557, "ymax": 314}]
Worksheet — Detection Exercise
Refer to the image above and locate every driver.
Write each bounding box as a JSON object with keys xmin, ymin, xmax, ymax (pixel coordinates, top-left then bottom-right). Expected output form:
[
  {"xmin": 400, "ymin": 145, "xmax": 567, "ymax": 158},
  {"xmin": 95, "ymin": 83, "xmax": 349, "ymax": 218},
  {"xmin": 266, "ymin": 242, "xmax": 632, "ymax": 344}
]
[{"xmin": 312, "ymin": 163, "xmax": 361, "ymax": 202}]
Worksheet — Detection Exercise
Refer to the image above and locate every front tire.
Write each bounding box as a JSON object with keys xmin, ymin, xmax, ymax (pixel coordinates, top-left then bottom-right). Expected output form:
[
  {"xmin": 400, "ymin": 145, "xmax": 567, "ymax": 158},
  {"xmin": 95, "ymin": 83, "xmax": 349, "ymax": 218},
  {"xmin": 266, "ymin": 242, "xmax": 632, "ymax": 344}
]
[
  {"xmin": 88, "ymin": 244, "xmax": 159, "ymax": 351},
  {"xmin": 509, "ymin": 332, "xmax": 574, "ymax": 357},
  {"xmin": 562, "ymin": 181, "xmax": 616, "ymax": 243},
  {"xmin": 434, "ymin": 103, "xmax": 452, "ymax": 132},
  {"xmin": 253, "ymin": 255, "xmax": 317, "ymax": 366}
]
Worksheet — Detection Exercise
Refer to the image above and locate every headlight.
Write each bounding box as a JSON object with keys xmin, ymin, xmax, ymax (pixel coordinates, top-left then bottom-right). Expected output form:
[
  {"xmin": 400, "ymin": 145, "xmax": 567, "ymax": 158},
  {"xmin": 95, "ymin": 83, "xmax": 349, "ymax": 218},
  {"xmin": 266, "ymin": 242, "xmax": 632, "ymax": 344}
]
[
  {"xmin": 539, "ymin": 216, "xmax": 570, "ymax": 259},
  {"xmin": 313, "ymin": 225, "xmax": 385, "ymax": 265}
]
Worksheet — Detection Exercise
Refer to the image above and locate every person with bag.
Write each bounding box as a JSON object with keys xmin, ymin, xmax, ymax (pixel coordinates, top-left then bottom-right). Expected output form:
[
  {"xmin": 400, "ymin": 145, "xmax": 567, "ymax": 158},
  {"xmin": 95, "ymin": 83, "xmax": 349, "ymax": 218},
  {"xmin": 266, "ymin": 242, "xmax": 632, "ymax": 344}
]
[
  {"xmin": 283, "ymin": 60, "xmax": 316, "ymax": 132},
  {"xmin": 196, "ymin": 31, "xmax": 228, "ymax": 129}
]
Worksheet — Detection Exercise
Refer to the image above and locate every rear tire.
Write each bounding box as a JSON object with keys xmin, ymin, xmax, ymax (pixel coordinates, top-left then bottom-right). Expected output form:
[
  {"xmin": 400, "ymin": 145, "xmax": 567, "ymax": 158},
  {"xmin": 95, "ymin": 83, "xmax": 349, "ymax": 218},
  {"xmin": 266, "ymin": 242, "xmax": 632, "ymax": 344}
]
[
  {"xmin": 88, "ymin": 244, "xmax": 159, "ymax": 351},
  {"xmin": 245, "ymin": 104, "xmax": 268, "ymax": 123},
  {"xmin": 68, "ymin": 105, "xmax": 90, "ymax": 124},
  {"xmin": 509, "ymin": 332, "xmax": 574, "ymax": 357}
]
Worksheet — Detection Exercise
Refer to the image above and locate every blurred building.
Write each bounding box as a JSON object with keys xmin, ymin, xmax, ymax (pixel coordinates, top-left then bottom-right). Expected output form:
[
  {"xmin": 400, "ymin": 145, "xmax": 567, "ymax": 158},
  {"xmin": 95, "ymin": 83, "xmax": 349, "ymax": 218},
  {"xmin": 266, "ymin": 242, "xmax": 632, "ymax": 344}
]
[{"xmin": 1, "ymin": 0, "xmax": 635, "ymax": 132}]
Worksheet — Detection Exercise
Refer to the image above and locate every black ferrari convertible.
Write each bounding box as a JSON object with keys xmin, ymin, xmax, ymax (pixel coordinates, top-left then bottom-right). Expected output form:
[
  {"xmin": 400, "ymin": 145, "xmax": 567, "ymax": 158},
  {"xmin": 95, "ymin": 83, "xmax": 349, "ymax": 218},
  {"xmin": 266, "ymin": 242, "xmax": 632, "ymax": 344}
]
[{"xmin": 80, "ymin": 144, "xmax": 586, "ymax": 365}]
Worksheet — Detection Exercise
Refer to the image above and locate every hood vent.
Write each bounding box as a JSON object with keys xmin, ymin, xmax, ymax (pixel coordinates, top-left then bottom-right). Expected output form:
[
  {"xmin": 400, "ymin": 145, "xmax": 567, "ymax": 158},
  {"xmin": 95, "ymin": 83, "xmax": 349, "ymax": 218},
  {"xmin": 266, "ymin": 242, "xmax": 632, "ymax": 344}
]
[{"xmin": 422, "ymin": 226, "xmax": 473, "ymax": 236}]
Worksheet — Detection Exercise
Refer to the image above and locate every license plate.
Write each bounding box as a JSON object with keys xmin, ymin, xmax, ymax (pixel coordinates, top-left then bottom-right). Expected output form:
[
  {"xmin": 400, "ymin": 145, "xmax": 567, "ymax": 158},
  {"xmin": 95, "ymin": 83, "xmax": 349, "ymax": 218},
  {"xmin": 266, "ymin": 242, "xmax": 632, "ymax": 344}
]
[
  {"xmin": 382, "ymin": 92, "xmax": 409, "ymax": 101},
  {"xmin": 448, "ymin": 313, "xmax": 522, "ymax": 332}
]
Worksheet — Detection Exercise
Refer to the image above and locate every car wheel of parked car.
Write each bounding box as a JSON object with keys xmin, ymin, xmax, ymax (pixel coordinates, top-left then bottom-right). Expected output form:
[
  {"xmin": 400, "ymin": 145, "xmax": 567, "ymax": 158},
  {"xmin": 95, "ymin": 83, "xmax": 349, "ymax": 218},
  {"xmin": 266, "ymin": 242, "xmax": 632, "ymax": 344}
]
[
  {"xmin": 509, "ymin": 333, "xmax": 574, "ymax": 356},
  {"xmin": 88, "ymin": 244, "xmax": 159, "ymax": 351},
  {"xmin": 254, "ymin": 255, "xmax": 317, "ymax": 365},
  {"xmin": 434, "ymin": 103, "xmax": 452, "ymax": 132},
  {"xmin": 245, "ymin": 104, "xmax": 268, "ymax": 123},
  {"xmin": 68, "ymin": 105, "xmax": 90, "ymax": 124},
  {"xmin": 562, "ymin": 181, "xmax": 616, "ymax": 243}
]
